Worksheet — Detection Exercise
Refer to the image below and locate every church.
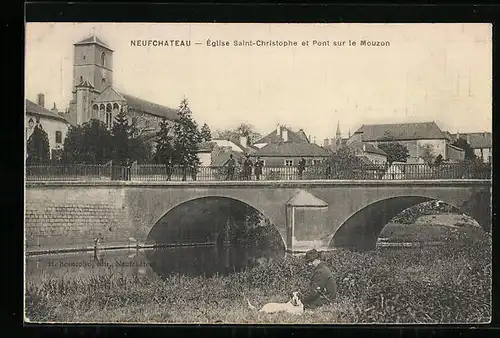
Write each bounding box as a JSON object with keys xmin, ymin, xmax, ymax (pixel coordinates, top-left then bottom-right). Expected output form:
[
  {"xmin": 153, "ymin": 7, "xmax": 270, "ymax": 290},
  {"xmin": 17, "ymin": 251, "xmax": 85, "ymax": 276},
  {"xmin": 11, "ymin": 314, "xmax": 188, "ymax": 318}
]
[{"xmin": 64, "ymin": 35, "xmax": 180, "ymax": 139}]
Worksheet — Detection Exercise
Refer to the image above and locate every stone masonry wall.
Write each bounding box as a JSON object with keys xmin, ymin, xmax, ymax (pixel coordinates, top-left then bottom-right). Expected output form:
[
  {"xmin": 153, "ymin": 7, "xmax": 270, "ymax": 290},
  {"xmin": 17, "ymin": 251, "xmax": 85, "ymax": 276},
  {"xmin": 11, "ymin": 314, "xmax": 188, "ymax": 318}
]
[{"xmin": 25, "ymin": 186, "xmax": 130, "ymax": 250}]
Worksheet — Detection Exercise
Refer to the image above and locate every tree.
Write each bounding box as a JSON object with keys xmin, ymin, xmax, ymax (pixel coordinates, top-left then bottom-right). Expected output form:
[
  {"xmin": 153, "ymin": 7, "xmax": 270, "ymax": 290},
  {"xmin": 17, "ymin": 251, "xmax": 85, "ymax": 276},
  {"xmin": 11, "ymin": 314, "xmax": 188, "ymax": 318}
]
[
  {"xmin": 172, "ymin": 98, "xmax": 202, "ymax": 167},
  {"xmin": 26, "ymin": 123, "xmax": 50, "ymax": 164},
  {"xmin": 452, "ymin": 137, "xmax": 476, "ymax": 161},
  {"xmin": 61, "ymin": 119, "xmax": 113, "ymax": 164},
  {"xmin": 419, "ymin": 144, "xmax": 435, "ymax": 165},
  {"xmin": 111, "ymin": 111, "xmax": 131, "ymax": 165},
  {"xmin": 200, "ymin": 123, "xmax": 212, "ymax": 142},
  {"xmin": 434, "ymin": 154, "xmax": 444, "ymax": 165},
  {"xmin": 377, "ymin": 142, "xmax": 410, "ymax": 164},
  {"xmin": 154, "ymin": 117, "xmax": 175, "ymax": 164},
  {"xmin": 214, "ymin": 123, "xmax": 263, "ymax": 145}
]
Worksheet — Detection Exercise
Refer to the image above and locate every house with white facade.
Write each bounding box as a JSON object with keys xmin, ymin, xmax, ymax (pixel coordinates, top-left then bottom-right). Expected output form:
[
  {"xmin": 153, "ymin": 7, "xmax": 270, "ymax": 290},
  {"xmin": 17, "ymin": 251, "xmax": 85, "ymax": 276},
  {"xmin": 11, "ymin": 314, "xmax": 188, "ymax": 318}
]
[{"xmin": 25, "ymin": 95, "xmax": 71, "ymax": 160}]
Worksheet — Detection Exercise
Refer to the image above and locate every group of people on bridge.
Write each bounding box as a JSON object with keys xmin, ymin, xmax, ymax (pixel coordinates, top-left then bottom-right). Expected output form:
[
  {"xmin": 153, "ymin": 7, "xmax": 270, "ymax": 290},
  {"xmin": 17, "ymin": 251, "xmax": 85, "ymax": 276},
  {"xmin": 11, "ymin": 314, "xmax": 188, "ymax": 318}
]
[{"xmin": 222, "ymin": 154, "xmax": 310, "ymax": 180}]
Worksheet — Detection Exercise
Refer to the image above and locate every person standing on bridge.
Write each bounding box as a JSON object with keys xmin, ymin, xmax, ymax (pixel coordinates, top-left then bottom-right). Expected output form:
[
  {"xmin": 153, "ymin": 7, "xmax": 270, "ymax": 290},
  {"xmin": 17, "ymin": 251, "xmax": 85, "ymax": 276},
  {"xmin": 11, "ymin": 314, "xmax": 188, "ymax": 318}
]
[
  {"xmin": 300, "ymin": 249, "xmax": 337, "ymax": 310},
  {"xmin": 166, "ymin": 158, "xmax": 173, "ymax": 181},
  {"xmin": 243, "ymin": 154, "xmax": 253, "ymax": 180},
  {"xmin": 223, "ymin": 154, "xmax": 236, "ymax": 180},
  {"xmin": 254, "ymin": 157, "xmax": 263, "ymax": 180}
]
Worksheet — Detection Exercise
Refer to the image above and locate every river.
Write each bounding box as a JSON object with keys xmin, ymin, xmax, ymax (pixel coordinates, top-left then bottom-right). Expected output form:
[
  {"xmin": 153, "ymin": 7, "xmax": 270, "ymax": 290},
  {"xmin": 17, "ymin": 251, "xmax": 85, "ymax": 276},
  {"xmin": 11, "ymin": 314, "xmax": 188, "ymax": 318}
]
[{"xmin": 25, "ymin": 245, "xmax": 287, "ymax": 280}]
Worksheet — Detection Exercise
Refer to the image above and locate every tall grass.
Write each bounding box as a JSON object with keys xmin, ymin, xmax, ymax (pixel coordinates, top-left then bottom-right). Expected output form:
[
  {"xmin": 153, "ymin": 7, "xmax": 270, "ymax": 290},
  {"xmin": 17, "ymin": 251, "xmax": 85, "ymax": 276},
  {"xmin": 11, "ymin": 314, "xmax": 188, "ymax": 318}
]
[{"xmin": 25, "ymin": 235, "xmax": 491, "ymax": 324}]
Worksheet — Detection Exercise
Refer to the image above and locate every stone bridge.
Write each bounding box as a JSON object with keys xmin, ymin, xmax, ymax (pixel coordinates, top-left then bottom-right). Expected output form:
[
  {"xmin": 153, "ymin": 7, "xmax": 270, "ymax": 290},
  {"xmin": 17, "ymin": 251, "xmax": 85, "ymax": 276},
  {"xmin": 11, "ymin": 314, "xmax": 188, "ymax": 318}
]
[{"xmin": 25, "ymin": 180, "xmax": 491, "ymax": 252}]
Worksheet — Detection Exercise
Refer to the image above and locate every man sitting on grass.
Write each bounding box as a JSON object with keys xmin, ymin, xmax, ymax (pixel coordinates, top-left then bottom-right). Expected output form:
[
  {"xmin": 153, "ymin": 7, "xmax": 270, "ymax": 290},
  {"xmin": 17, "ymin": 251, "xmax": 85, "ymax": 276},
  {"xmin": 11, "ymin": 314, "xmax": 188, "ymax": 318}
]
[{"xmin": 300, "ymin": 249, "xmax": 337, "ymax": 310}]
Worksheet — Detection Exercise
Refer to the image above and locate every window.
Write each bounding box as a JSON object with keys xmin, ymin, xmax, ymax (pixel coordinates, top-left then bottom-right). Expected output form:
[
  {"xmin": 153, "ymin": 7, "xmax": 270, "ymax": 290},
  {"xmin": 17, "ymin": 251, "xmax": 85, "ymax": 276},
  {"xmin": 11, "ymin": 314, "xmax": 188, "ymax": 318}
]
[
  {"xmin": 106, "ymin": 112, "xmax": 113, "ymax": 129},
  {"xmin": 101, "ymin": 52, "xmax": 106, "ymax": 66},
  {"xmin": 55, "ymin": 131, "xmax": 62, "ymax": 144},
  {"xmin": 284, "ymin": 159, "xmax": 293, "ymax": 166},
  {"xmin": 92, "ymin": 104, "xmax": 99, "ymax": 119}
]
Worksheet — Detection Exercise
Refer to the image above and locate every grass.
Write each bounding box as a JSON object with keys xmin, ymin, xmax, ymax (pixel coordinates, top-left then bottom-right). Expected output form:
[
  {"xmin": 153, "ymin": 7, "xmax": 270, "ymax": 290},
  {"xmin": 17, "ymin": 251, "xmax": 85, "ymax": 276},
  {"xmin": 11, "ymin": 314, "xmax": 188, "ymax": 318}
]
[{"xmin": 25, "ymin": 227, "xmax": 491, "ymax": 324}]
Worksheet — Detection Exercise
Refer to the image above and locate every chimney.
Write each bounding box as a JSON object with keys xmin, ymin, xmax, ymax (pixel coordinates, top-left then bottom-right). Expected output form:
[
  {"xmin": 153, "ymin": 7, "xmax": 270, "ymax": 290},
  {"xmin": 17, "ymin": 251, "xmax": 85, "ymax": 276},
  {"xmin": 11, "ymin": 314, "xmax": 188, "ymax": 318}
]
[
  {"xmin": 51, "ymin": 102, "xmax": 58, "ymax": 114},
  {"xmin": 331, "ymin": 138, "xmax": 335, "ymax": 146},
  {"xmin": 276, "ymin": 124, "xmax": 281, "ymax": 136},
  {"xmin": 239, "ymin": 135, "xmax": 248, "ymax": 149},
  {"xmin": 466, "ymin": 134, "xmax": 471, "ymax": 144},
  {"xmin": 283, "ymin": 129, "xmax": 288, "ymax": 142},
  {"xmin": 484, "ymin": 132, "xmax": 487, "ymax": 138},
  {"xmin": 324, "ymin": 138, "xmax": 329, "ymax": 147},
  {"xmin": 37, "ymin": 93, "xmax": 45, "ymax": 108}
]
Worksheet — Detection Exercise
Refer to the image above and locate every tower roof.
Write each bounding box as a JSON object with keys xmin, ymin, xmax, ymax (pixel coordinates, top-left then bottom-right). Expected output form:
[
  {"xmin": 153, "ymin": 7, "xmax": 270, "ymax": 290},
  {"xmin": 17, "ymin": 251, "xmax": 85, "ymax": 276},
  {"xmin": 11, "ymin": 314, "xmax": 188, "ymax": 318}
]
[
  {"xmin": 336, "ymin": 121, "xmax": 341, "ymax": 135},
  {"xmin": 285, "ymin": 190, "xmax": 329, "ymax": 207},
  {"xmin": 74, "ymin": 35, "xmax": 114, "ymax": 51}
]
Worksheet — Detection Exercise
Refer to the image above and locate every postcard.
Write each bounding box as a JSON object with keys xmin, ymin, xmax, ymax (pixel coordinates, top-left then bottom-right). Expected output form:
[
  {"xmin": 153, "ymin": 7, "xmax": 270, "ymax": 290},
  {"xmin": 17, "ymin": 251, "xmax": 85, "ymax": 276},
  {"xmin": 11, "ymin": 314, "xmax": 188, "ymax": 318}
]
[{"xmin": 24, "ymin": 22, "xmax": 492, "ymax": 324}]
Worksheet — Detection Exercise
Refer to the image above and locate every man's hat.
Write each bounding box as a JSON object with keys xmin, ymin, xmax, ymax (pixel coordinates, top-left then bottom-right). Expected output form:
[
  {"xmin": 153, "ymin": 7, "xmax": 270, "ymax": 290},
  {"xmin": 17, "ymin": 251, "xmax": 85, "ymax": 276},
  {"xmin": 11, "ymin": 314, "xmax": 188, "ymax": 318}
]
[{"xmin": 304, "ymin": 249, "xmax": 320, "ymax": 262}]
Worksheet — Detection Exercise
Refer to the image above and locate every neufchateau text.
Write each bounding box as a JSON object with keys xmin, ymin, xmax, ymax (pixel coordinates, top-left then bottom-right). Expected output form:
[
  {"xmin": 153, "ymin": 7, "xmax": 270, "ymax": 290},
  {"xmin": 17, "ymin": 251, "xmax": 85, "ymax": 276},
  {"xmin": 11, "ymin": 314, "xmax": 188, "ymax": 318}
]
[{"xmin": 130, "ymin": 39, "xmax": 391, "ymax": 47}]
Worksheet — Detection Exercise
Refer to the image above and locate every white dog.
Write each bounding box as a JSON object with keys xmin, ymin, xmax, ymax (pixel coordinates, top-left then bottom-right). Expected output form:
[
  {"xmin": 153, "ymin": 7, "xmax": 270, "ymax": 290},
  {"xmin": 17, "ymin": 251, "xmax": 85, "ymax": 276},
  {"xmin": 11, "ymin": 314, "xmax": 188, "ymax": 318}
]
[{"xmin": 245, "ymin": 291, "xmax": 304, "ymax": 315}]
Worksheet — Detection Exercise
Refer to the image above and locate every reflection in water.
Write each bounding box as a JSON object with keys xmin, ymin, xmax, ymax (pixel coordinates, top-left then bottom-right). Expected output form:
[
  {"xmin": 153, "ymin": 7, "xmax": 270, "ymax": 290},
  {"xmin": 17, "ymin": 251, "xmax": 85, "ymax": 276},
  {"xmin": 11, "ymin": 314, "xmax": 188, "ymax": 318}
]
[
  {"xmin": 25, "ymin": 245, "xmax": 286, "ymax": 280},
  {"xmin": 146, "ymin": 245, "xmax": 285, "ymax": 278}
]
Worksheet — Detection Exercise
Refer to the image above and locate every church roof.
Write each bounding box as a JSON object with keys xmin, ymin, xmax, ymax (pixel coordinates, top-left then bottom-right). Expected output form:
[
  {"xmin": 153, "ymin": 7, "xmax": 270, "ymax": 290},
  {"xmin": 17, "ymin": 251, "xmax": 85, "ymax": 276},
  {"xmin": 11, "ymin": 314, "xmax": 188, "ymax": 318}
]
[
  {"xmin": 121, "ymin": 93, "xmax": 180, "ymax": 121},
  {"xmin": 92, "ymin": 86, "xmax": 180, "ymax": 122},
  {"xmin": 74, "ymin": 35, "xmax": 114, "ymax": 51},
  {"xmin": 25, "ymin": 99, "xmax": 70, "ymax": 124},
  {"xmin": 285, "ymin": 190, "xmax": 329, "ymax": 207}
]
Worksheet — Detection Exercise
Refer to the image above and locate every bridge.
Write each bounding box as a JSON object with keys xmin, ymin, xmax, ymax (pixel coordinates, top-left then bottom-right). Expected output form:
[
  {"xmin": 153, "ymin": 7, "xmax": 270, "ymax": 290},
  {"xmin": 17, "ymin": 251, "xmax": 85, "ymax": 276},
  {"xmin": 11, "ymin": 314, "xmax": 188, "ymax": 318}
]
[{"xmin": 25, "ymin": 178, "xmax": 491, "ymax": 253}]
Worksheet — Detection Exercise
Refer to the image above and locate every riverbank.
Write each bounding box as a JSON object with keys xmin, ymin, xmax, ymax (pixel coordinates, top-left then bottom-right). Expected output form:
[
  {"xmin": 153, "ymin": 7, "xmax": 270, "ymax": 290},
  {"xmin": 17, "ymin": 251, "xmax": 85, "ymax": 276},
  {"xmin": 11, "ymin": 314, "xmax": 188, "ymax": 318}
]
[{"xmin": 25, "ymin": 232, "xmax": 491, "ymax": 324}]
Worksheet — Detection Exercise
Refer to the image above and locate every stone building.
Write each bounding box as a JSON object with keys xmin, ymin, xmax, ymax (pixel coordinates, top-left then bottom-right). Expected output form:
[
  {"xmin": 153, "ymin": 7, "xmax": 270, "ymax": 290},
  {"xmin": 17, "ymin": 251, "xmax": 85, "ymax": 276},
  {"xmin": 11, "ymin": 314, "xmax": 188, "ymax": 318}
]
[
  {"xmin": 348, "ymin": 121, "xmax": 465, "ymax": 163},
  {"xmin": 64, "ymin": 35, "xmax": 180, "ymax": 138}
]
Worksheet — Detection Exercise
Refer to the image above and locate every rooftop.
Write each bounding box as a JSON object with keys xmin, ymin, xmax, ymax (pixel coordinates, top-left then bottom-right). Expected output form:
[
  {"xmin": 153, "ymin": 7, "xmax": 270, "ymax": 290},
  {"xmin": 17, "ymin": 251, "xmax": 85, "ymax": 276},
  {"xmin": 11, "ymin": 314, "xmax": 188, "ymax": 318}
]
[
  {"xmin": 25, "ymin": 99, "xmax": 70, "ymax": 124},
  {"xmin": 451, "ymin": 132, "xmax": 492, "ymax": 149},
  {"xmin": 255, "ymin": 125, "xmax": 310, "ymax": 144},
  {"xmin": 74, "ymin": 35, "xmax": 114, "ymax": 51},
  {"xmin": 348, "ymin": 141, "xmax": 388, "ymax": 156},
  {"xmin": 354, "ymin": 121, "xmax": 447, "ymax": 141},
  {"xmin": 121, "ymin": 92, "xmax": 180, "ymax": 121}
]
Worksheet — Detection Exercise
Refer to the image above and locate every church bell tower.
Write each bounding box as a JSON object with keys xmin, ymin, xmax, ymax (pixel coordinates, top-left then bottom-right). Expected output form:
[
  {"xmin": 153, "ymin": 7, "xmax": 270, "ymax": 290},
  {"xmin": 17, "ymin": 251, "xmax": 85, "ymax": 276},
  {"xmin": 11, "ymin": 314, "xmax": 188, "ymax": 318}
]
[
  {"xmin": 72, "ymin": 34, "xmax": 114, "ymax": 93},
  {"xmin": 69, "ymin": 34, "xmax": 114, "ymax": 125}
]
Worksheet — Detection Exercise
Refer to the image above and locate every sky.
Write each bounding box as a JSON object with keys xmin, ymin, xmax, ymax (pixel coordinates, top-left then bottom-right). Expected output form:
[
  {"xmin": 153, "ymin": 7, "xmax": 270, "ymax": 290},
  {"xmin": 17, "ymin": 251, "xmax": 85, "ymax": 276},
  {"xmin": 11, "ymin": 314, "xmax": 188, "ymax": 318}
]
[{"xmin": 25, "ymin": 23, "xmax": 492, "ymax": 143}]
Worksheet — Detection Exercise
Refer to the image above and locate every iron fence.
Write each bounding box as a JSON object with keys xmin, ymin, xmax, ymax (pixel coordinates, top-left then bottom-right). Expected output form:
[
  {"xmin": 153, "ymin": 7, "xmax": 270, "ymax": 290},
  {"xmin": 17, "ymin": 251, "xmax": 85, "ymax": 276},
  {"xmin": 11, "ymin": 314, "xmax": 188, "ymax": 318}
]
[
  {"xmin": 25, "ymin": 164, "xmax": 113, "ymax": 181},
  {"xmin": 25, "ymin": 162, "xmax": 492, "ymax": 182}
]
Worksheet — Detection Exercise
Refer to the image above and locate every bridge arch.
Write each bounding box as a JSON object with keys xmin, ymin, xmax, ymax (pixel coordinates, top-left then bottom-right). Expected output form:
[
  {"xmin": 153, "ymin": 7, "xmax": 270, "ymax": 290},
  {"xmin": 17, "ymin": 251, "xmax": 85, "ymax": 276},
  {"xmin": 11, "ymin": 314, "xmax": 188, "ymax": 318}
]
[
  {"xmin": 329, "ymin": 193, "xmax": 490, "ymax": 251},
  {"xmin": 145, "ymin": 195, "xmax": 286, "ymax": 248}
]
